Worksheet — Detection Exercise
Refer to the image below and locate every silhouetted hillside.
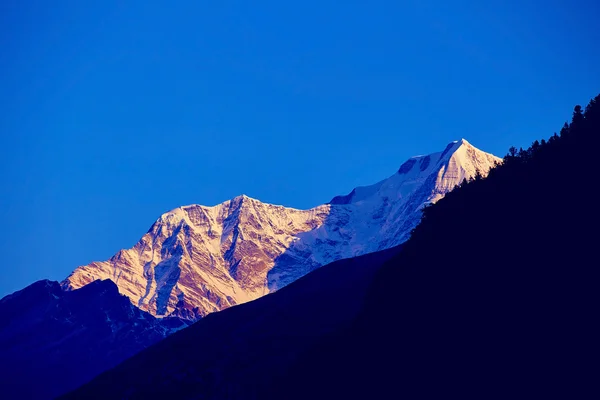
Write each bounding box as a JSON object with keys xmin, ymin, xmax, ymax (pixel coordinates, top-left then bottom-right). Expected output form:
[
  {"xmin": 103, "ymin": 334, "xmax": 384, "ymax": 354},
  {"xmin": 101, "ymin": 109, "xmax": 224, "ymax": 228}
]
[{"xmin": 276, "ymin": 94, "xmax": 600, "ymax": 399}]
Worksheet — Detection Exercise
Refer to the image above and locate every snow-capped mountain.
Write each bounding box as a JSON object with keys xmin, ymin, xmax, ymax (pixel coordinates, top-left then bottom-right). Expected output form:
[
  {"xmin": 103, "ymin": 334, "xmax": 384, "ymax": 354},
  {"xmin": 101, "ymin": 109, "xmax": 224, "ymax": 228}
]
[{"xmin": 62, "ymin": 139, "xmax": 501, "ymax": 319}]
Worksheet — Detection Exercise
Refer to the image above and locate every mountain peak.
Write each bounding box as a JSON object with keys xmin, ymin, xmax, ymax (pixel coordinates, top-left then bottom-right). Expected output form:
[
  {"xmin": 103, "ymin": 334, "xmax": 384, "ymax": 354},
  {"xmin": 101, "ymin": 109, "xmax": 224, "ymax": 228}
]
[
  {"xmin": 228, "ymin": 193, "xmax": 262, "ymax": 209},
  {"xmin": 63, "ymin": 139, "xmax": 501, "ymax": 319},
  {"xmin": 332, "ymin": 139, "xmax": 500, "ymax": 205},
  {"xmin": 230, "ymin": 194, "xmax": 252, "ymax": 203},
  {"xmin": 0, "ymin": 279, "xmax": 62, "ymax": 306},
  {"xmin": 451, "ymin": 138, "xmax": 469, "ymax": 145}
]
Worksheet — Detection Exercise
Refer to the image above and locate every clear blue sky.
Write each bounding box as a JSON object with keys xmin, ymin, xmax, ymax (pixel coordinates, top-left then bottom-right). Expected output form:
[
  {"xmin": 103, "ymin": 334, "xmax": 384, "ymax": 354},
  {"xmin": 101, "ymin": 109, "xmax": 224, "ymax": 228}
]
[{"xmin": 1, "ymin": 0, "xmax": 598, "ymax": 296}]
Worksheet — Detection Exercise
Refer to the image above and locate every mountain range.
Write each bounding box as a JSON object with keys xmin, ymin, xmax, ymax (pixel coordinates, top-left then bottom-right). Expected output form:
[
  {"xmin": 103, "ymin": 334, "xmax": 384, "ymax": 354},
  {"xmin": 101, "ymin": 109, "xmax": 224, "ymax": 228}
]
[
  {"xmin": 2, "ymin": 95, "xmax": 597, "ymax": 400},
  {"xmin": 63, "ymin": 95, "xmax": 600, "ymax": 400},
  {"xmin": 0, "ymin": 138, "xmax": 501, "ymax": 399},
  {"xmin": 62, "ymin": 138, "xmax": 500, "ymax": 320}
]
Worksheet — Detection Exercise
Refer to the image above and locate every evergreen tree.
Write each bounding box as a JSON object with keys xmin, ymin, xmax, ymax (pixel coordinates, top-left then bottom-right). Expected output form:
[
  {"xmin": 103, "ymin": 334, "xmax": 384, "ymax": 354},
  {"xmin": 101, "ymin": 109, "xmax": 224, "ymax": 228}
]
[
  {"xmin": 560, "ymin": 122, "xmax": 569, "ymax": 137},
  {"xmin": 572, "ymin": 104, "xmax": 584, "ymax": 126}
]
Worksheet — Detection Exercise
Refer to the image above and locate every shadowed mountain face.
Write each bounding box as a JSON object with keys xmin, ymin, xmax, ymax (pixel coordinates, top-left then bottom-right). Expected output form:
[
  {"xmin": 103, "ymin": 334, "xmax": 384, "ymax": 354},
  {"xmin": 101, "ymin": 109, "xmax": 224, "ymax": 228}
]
[
  {"xmin": 0, "ymin": 280, "xmax": 188, "ymax": 400},
  {"xmin": 60, "ymin": 246, "xmax": 402, "ymax": 399},
  {"xmin": 63, "ymin": 139, "xmax": 500, "ymax": 320}
]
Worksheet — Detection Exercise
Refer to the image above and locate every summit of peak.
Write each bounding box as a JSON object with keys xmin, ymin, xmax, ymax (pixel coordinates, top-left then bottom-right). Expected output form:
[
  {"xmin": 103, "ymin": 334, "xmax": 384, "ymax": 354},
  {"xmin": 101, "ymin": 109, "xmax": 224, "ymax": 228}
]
[
  {"xmin": 439, "ymin": 138, "xmax": 495, "ymax": 160},
  {"xmin": 228, "ymin": 194, "xmax": 260, "ymax": 208},
  {"xmin": 332, "ymin": 139, "xmax": 501, "ymax": 206},
  {"xmin": 450, "ymin": 138, "xmax": 470, "ymax": 145},
  {"xmin": 230, "ymin": 194, "xmax": 259, "ymax": 203}
]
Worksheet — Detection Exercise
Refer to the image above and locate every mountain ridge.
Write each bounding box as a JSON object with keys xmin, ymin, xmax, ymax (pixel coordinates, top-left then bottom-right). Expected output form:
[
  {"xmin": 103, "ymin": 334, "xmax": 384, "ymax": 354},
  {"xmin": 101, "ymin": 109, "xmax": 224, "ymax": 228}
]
[
  {"xmin": 0, "ymin": 278, "xmax": 188, "ymax": 399},
  {"xmin": 62, "ymin": 138, "xmax": 501, "ymax": 319}
]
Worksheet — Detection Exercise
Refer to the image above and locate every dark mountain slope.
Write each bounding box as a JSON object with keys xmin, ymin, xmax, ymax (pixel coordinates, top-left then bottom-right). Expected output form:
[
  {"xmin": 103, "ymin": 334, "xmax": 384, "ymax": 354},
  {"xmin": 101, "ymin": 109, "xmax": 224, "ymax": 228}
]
[
  {"xmin": 61, "ymin": 245, "xmax": 401, "ymax": 399},
  {"xmin": 0, "ymin": 280, "xmax": 188, "ymax": 399},
  {"xmin": 273, "ymin": 95, "xmax": 600, "ymax": 399}
]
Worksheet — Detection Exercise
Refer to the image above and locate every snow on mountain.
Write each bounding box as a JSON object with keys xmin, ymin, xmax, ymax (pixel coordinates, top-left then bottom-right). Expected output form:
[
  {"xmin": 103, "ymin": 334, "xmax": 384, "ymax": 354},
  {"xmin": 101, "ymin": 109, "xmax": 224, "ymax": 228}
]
[{"xmin": 62, "ymin": 139, "xmax": 501, "ymax": 319}]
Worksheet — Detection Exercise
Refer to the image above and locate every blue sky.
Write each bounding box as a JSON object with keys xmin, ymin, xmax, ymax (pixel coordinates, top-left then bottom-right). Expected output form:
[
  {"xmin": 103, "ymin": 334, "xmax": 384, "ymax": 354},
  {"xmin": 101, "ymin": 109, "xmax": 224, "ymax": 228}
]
[{"xmin": 1, "ymin": 0, "xmax": 599, "ymax": 296}]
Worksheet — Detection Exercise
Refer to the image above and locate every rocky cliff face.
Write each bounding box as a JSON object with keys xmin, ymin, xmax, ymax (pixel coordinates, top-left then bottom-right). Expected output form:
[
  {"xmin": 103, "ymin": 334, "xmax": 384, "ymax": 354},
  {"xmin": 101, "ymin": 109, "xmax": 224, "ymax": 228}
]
[{"xmin": 62, "ymin": 139, "xmax": 501, "ymax": 319}]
